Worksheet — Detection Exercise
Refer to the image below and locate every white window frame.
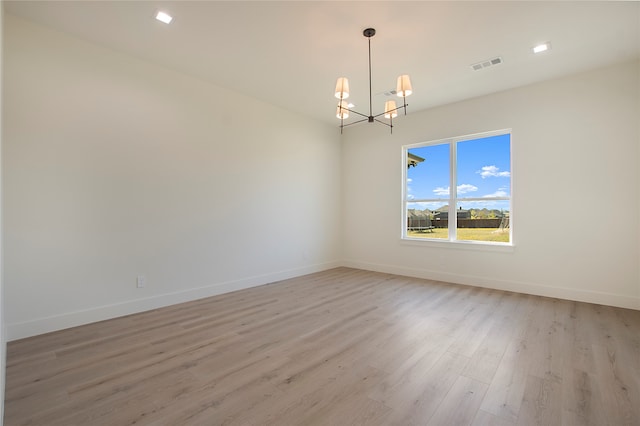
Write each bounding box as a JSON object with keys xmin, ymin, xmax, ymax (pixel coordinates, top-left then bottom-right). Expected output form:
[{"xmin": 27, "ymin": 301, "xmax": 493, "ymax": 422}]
[{"xmin": 401, "ymin": 129, "xmax": 513, "ymax": 248}]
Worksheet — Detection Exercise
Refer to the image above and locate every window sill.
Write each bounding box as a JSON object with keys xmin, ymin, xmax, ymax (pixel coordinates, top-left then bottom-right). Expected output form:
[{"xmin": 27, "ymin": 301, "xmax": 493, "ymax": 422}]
[{"xmin": 400, "ymin": 237, "xmax": 515, "ymax": 253}]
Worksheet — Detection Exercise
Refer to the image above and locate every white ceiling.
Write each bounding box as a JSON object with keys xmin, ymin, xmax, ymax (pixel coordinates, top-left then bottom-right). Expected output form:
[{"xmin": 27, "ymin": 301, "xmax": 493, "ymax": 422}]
[{"xmin": 5, "ymin": 1, "xmax": 640, "ymax": 125}]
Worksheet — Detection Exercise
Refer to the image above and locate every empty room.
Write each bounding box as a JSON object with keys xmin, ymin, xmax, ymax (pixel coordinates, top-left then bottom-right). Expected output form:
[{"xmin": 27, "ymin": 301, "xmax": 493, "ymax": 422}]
[{"xmin": 1, "ymin": 1, "xmax": 639, "ymax": 425}]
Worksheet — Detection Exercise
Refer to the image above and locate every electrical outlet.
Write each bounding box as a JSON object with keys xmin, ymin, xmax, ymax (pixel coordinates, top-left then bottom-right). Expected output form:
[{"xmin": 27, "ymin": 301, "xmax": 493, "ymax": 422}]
[{"xmin": 137, "ymin": 275, "xmax": 146, "ymax": 288}]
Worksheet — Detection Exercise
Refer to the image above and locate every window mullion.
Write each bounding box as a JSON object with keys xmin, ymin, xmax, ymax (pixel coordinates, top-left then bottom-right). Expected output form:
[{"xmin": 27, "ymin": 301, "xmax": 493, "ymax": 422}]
[
  {"xmin": 402, "ymin": 147, "xmax": 408, "ymax": 238},
  {"xmin": 450, "ymin": 141, "xmax": 457, "ymax": 241}
]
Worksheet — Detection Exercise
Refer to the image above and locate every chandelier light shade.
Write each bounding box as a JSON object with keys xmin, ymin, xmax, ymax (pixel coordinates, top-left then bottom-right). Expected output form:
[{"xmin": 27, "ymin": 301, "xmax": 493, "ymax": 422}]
[
  {"xmin": 396, "ymin": 75, "xmax": 413, "ymax": 97},
  {"xmin": 335, "ymin": 77, "xmax": 350, "ymax": 99},
  {"xmin": 384, "ymin": 100, "xmax": 398, "ymax": 119},
  {"xmin": 336, "ymin": 100, "xmax": 350, "ymax": 119},
  {"xmin": 333, "ymin": 27, "xmax": 413, "ymax": 134}
]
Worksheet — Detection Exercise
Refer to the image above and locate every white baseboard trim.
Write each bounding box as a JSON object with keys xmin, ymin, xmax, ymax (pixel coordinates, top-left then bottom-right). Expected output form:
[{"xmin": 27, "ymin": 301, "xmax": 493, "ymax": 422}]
[
  {"xmin": 342, "ymin": 259, "xmax": 640, "ymax": 311},
  {"xmin": 8, "ymin": 259, "xmax": 638, "ymax": 341},
  {"xmin": 7, "ymin": 261, "xmax": 342, "ymax": 341}
]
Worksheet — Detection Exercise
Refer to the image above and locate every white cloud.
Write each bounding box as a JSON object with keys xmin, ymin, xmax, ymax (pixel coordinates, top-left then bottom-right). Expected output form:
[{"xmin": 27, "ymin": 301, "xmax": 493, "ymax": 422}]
[
  {"xmin": 483, "ymin": 190, "xmax": 508, "ymax": 198},
  {"xmin": 478, "ymin": 165, "xmax": 510, "ymax": 179},
  {"xmin": 457, "ymin": 184, "xmax": 478, "ymax": 194},
  {"xmin": 433, "ymin": 186, "xmax": 450, "ymax": 196},
  {"xmin": 406, "ymin": 178, "xmax": 414, "ymax": 197},
  {"xmin": 433, "ymin": 184, "xmax": 478, "ymax": 196}
]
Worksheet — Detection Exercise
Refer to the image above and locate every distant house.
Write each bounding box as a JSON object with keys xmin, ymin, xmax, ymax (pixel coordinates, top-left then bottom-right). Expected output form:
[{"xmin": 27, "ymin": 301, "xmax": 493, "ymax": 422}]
[
  {"xmin": 434, "ymin": 206, "xmax": 470, "ymax": 220},
  {"xmin": 458, "ymin": 209, "xmax": 471, "ymax": 219}
]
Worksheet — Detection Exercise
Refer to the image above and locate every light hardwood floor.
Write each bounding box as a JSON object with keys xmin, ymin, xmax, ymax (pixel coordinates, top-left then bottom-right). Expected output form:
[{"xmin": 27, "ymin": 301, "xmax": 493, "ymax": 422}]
[{"xmin": 4, "ymin": 267, "xmax": 640, "ymax": 425}]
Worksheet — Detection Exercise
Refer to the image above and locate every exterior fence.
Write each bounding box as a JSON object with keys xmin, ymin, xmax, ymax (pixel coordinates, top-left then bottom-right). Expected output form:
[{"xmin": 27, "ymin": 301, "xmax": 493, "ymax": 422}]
[{"xmin": 409, "ymin": 218, "xmax": 503, "ymax": 229}]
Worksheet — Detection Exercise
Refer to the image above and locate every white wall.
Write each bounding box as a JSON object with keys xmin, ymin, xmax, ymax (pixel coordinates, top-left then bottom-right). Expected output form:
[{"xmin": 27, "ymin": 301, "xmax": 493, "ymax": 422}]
[
  {"xmin": 342, "ymin": 60, "xmax": 640, "ymax": 310},
  {"xmin": 3, "ymin": 15, "xmax": 342, "ymax": 340}
]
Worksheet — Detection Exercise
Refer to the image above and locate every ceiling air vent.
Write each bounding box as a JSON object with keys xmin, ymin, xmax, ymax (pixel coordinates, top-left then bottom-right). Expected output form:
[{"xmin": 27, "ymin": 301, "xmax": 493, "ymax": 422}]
[{"xmin": 471, "ymin": 57, "xmax": 503, "ymax": 71}]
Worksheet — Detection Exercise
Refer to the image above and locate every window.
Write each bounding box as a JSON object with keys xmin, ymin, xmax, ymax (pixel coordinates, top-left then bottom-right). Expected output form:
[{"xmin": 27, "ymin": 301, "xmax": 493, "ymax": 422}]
[{"xmin": 403, "ymin": 130, "xmax": 511, "ymax": 245}]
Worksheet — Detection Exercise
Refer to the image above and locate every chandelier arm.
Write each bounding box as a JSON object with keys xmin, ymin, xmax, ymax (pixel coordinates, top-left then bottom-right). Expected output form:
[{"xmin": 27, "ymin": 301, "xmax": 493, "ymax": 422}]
[
  {"xmin": 342, "ymin": 117, "xmax": 370, "ymax": 128},
  {"xmin": 346, "ymin": 108, "xmax": 371, "ymax": 119},
  {"xmin": 373, "ymin": 118, "xmax": 392, "ymax": 127},
  {"xmin": 372, "ymin": 103, "xmax": 408, "ymax": 119},
  {"xmin": 373, "ymin": 118, "xmax": 394, "ymax": 134}
]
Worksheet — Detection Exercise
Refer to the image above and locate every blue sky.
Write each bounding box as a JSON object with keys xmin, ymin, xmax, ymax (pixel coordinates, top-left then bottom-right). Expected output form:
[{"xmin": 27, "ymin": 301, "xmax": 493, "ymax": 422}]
[{"xmin": 407, "ymin": 133, "xmax": 510, "ymax": 210}]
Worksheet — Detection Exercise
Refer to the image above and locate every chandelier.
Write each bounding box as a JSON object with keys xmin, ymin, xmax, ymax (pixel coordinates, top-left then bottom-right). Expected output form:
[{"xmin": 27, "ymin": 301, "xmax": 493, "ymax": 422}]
[{"xmin": 334, "ymin": 28, "xmax": 413, "ymax": 134}]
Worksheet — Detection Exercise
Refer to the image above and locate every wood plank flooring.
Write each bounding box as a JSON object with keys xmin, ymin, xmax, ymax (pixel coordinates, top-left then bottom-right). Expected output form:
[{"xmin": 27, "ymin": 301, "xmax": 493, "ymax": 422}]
[{"xmin": 4, "ymin": 267, "xmax": 640, "ymax": 425}]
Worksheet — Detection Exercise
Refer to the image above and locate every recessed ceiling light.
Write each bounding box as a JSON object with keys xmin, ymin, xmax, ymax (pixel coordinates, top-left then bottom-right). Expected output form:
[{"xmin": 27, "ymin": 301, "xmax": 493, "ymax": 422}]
[
  {"xmin": 347, "ymin": 103, "xmax": 355, "ymax": 108},
  {"xmin": 533, "ymin": 42, "xmax": 551, "ymax": 54},
  {"xmin": 155, "ymin": 11, "xmax": 173, "ymax": 24}
]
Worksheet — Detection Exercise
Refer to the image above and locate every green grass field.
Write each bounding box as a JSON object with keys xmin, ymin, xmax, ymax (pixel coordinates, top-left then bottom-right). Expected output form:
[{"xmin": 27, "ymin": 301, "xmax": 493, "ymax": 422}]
[{"xmin": 408, "ymin": 228, "xmax": 510, "ymax": 243}]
